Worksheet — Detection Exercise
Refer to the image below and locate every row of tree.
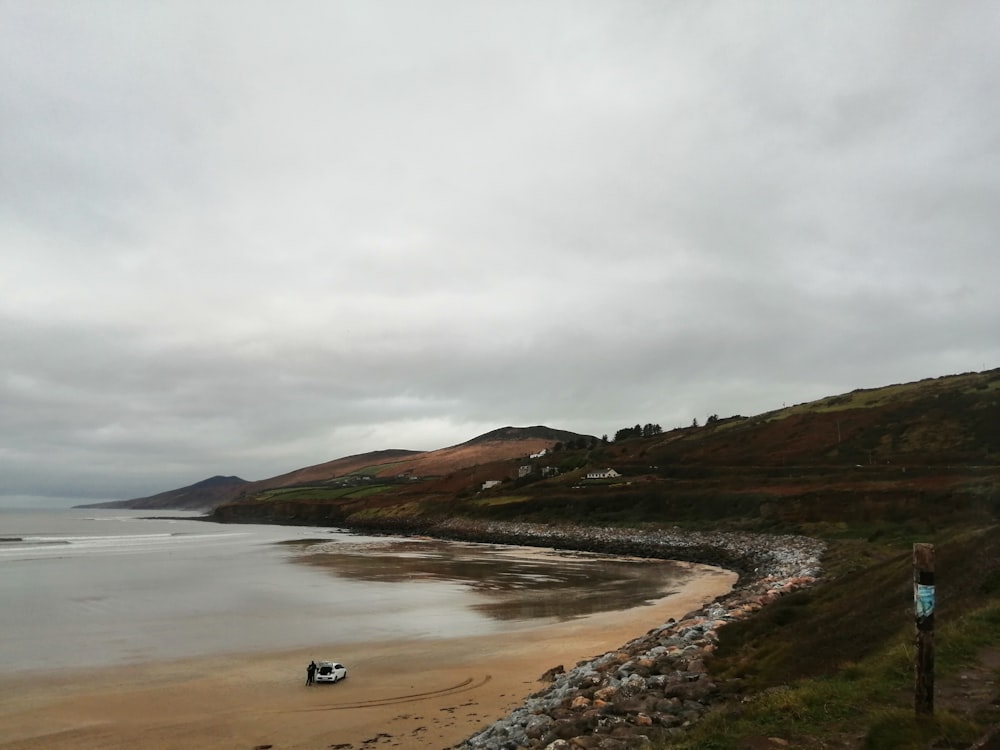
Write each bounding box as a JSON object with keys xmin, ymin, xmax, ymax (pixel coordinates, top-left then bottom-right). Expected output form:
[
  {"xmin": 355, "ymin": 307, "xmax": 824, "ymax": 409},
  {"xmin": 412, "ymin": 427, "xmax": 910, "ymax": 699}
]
[
  {"xmin": 553, "ymin": 437, "xmax": 600, "ymax": 451},
  {"xmin": 556, "ymin": 415, "xmax": 732, "ymax": 451},
  {"xmin": 620, "ymin": 415, "xmax": 730, "ymax": 435},
  {"xmin": 613, "ymin": 423, "xmax": 663, "ymax": 442}
]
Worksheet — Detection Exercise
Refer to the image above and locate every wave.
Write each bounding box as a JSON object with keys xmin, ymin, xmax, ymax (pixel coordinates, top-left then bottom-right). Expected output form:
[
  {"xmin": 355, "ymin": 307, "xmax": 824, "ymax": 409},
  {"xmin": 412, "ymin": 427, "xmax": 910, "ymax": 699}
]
[
  {"xmin": 80, "ymin": 515, "xmax": 197, "ymax": 523},
  {"xmin": 0, "ymin": 530, "xmax": 248, "ymax": 560}
]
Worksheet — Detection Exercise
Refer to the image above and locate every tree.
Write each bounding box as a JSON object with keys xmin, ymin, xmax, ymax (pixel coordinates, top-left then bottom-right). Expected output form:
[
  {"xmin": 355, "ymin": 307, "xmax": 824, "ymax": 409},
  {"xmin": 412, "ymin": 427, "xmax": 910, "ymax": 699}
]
[
  {"xmin": 614, "ymin": 426, "xmax": 638, "ymax": 442},
  {"xmin": 613, "ymin": 422, "xmax": 662, "ymax": 441}
]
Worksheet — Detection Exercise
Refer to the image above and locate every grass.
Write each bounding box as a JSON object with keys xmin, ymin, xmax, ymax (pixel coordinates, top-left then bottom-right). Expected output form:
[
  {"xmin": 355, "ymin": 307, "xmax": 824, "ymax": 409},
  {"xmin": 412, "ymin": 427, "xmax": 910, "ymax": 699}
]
[
  {"xmin": 470, "ymin": 494, "xmax": 531, "ymax": 507},
  {"xmin": 937, "ymin": 604, "xmax": 1000, "ymax": 671},
  {"xmin": 749, "ymin": 370, "xmax": 1000, "ymax": 428},
  {"xmin": 862, "ymin": 710, "xmax": 978, "ymax": 750},
  {"xmin": 256, "ymin": 485, "xmax": 392, "ymax": 502},
  {"xmin": 665, "ymin": 613, "xmax": 998, "ymax": 749},
  {"xmin": 658, "ymin": 527, "xmax": 1000, "ymax": 749},
  {"xmin": 348, "ymin": 462, "xmax": 406, "ymax": 475},
  {"xmin": 349, "ymin": 501, "xmax": 425, "ymax": 519},
  {"xmin": 340, "ymin": 485, "xmax": 393, "ymax": 499}
]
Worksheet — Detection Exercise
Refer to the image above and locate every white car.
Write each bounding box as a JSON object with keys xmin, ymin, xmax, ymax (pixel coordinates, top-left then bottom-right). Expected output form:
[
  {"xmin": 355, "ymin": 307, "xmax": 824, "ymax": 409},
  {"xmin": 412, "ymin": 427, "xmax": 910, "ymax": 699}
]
[{"xmin": 314, "ymin": 661, "xmax": 348, "ymax": 683}]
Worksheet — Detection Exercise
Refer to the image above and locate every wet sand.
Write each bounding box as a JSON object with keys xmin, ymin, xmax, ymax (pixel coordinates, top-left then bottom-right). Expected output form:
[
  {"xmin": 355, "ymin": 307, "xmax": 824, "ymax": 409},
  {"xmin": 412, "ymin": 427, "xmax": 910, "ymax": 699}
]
[{"xmin": 0, "ymin": 564, "xmax": 735, "ymax": 750}]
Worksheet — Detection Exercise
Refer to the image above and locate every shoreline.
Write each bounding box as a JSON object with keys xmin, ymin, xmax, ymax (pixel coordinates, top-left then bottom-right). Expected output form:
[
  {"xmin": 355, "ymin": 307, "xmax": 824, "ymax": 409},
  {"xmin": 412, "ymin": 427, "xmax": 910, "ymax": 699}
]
[
  {"xmin": 1, "ymin": 514, "xmax": 825, "ymax": 749},
  {"xmin": 249, "ymin": 516, "xmax": 827, "ymax": 748},
  {"xmin": 423, "ymin": 521, "xmax": 827, "ymax": 749},
  {"xmin": 0, "ymin": 562, "xmax": 736, "ymax": 750},
  {"xmin": 209, "ymin": 512, "xmax": 825, "ymax": 586}
]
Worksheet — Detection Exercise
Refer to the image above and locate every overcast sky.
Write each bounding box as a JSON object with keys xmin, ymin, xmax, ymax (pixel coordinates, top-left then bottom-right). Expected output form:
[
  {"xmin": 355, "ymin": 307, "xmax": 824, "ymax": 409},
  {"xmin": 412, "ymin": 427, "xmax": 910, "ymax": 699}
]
[{"xmin": 3, "ymin": 2, "xmax": 999, "ymax": 504}]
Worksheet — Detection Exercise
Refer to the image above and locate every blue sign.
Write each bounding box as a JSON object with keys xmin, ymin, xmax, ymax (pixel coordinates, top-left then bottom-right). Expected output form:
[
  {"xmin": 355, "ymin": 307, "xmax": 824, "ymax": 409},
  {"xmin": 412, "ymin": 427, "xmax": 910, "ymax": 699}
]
[{"xmin": 915, "ymin": 583, "xmax": 935, "ymax": 620}]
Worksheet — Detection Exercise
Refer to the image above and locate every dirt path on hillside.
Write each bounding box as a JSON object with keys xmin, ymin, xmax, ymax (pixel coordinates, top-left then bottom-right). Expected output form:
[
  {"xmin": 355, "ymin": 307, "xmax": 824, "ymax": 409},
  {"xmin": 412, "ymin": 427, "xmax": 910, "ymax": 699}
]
[
  {"xmin": 735, "ymin": 647, "xmax": 1000, "ymax": 750},
  {"xmin": 940, "ymin": 647, "xmax": 1000, "ymax": 749}
]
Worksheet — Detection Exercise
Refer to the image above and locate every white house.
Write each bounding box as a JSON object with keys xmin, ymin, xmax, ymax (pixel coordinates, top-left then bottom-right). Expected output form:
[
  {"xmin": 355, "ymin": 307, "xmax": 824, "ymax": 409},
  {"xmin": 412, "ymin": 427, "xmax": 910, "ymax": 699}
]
[
  {"xmin": 481, "ymin": 480, "xmax": 502, "ymax": 490},
  {"xmin": 529, "ymin": 448, "xmax": 548, "ymax": 459},
  {"xmin": 585, "ymin": 468, "xmax": 621, "ymax": 480}
]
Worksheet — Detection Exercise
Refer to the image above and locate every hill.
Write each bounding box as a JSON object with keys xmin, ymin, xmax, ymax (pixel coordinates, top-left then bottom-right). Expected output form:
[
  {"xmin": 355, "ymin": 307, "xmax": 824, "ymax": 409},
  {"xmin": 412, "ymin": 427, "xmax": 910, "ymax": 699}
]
[
  {"xmin": 77, "ymin": 475, "xmax": 249, "ymax": 511},
  {"xmin": 91, "ymin": 426, "xmax": 598, "ymax": 511},
  {"xmin": 460, "ymin": 425, "xmax": 592, "ymax": 445},
  {"xmin": 213, "ymin": 368, "xmax": 1000, "ymax": 530}
]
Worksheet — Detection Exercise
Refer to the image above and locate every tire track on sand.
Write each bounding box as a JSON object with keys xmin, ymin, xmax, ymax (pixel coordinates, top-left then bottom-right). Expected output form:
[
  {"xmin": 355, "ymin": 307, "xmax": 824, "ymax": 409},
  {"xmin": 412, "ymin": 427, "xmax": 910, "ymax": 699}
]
[{"xmin": 292, "ymin": 675, "xmax": 492, "ymax": 712}]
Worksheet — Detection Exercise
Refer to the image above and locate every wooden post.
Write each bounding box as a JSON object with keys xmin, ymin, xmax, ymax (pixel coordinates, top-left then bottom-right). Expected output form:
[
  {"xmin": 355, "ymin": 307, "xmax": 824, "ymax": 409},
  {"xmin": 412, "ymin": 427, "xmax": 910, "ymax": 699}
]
[{"xmin": 914, "ymin": 543, "xmax": 935, "ymax": 715}]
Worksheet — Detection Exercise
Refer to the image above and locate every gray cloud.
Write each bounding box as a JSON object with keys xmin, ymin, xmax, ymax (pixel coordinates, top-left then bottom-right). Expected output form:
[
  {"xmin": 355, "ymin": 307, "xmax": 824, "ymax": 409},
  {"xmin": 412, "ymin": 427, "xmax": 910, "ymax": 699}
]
[{"xmin": 2, "ymin": 1, "xmax": 999, "ymax": 501}]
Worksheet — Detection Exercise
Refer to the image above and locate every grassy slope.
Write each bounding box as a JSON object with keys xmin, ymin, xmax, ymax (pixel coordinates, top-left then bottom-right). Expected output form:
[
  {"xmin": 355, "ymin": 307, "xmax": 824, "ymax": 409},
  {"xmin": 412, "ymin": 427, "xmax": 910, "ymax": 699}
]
[{"xmin": 669, "ymin": 524, "xmax": 1000, "ymax": 750}]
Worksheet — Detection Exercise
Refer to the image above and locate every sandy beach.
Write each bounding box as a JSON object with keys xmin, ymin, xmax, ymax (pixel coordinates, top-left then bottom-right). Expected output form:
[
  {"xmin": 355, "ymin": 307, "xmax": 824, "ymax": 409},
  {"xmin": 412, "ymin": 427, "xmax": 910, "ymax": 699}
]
[{"xmin": 0, "ymin": 564, "xmax": 735, "ymax": 750}]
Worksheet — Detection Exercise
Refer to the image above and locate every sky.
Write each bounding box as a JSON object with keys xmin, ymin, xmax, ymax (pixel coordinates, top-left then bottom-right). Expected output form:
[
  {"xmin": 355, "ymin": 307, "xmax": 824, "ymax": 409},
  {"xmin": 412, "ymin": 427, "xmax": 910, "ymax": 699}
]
[{"xmin": 2, "ymin": 1, "xmax": 999, "ymax": 504}]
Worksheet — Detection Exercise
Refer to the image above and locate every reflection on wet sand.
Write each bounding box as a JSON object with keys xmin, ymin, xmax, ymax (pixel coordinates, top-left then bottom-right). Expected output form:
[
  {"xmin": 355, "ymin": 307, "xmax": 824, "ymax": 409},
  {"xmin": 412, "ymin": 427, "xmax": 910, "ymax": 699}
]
[{"xmin": 290, "ymin": 538, "xmax": 694, "ymax": 622}]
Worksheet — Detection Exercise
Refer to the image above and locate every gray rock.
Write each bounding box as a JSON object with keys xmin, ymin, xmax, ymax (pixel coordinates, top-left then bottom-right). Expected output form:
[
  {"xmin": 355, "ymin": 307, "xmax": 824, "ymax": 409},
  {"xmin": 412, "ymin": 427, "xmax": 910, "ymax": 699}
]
[{"xmin": 449, "ymin": 521, "xmax": 824, "ymax": 750}]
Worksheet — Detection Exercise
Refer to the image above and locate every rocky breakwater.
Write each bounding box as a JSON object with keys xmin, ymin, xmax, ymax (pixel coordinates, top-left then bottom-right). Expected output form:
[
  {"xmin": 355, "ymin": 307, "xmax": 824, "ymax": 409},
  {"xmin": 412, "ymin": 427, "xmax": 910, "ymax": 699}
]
[{"xmin": 429, "ymin": 522, "xmax": 826, "ymax": 750}]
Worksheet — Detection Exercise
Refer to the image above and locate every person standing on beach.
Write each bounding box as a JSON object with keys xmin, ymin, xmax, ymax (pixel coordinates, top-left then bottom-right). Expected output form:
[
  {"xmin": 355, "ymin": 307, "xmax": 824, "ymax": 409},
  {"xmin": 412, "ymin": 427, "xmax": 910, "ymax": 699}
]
[{"xmin": 306, "ymin": 660, "xmax": 316, "ymax": 686}]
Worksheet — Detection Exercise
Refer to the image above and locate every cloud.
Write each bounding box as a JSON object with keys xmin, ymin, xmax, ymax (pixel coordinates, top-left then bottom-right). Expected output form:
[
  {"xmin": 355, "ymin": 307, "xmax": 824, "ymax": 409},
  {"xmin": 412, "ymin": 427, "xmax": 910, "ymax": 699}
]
[{"xmin": 2, "ymin": 1, "xmax": 999, "ymax": 500}]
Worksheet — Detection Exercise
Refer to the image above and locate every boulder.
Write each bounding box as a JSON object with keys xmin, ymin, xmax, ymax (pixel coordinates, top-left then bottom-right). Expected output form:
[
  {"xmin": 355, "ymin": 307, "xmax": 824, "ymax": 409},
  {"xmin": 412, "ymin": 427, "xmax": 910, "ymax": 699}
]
[{"xmin": 541, "ymin": 665, "xmax": 566, "ymax": 682}]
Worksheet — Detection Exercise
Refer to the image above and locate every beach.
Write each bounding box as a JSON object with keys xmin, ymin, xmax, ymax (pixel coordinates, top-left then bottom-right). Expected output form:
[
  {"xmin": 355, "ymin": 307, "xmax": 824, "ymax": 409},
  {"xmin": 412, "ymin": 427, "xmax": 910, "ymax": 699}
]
[{"xmin": 0, "ymin": 565, "xmax": 736, "ymax": 750}]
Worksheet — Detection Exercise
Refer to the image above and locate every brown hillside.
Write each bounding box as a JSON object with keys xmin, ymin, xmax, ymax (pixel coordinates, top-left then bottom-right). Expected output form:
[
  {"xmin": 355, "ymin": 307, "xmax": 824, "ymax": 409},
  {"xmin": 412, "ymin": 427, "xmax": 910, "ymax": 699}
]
[
  {"xmin": 112, "ymin": 427, "xmax": 591, "ymax": 511},
  {"xmin": 120, "ymin": 370, "xmax": 1000, "ymax": 521},
  {"xmin": 370, "ymin": 439, "xmax": 558, "ymax": 478},
  {"xmin": 254, "ymin": 449, "xmax": 422, "ymax": 487},
  {"xmin": 251, "ymin": 437, "xmax": 568, "ymax": 489},
  {"xmin": 607, "ymin": 368, "xmax": 1000, "ymax": 469},
  {"xmin": 213, "ymin": 368, "xmax": 1000, "ymax": 531}
]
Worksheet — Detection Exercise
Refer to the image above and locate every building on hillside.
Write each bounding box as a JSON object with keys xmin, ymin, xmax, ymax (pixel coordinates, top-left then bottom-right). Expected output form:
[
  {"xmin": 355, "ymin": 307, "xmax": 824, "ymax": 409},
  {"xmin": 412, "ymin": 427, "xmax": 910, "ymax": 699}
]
[
  {"xmin": 529, "ymin": 448, "xmax": 548, "ymax": 459},
  {"xmin": 518, "ymin": 464, "xmax": 533, "ymax": 478},
  {"xmin": 541, "ymin": 466, "xmax": 559, "ymax": 478},
  {"xmin": 481, "ymin": 479, "xmax": 502, "ymax": 490},
  {"xmin": 585, "ymin": 468, "xmax": 621, "ymax": 480}
]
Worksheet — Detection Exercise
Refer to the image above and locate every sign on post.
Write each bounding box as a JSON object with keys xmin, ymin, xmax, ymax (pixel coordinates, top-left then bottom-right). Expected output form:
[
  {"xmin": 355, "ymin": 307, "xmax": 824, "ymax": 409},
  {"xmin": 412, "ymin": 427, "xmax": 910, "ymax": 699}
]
[{"xmin": 913, "ymin": 543, "xmax": 935, "ymax": 715}]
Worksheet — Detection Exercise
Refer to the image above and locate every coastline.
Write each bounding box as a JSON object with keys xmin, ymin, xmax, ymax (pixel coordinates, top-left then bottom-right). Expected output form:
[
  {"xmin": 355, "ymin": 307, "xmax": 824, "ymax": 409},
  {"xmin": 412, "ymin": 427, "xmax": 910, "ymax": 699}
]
[
  {"xmin": 0, "ymin": 563, "xmax": 735, "ymax": 750},
  {"xmin": 209, "ymin": 512, "xmax": 824, "ymax": 587},
  {"xmin": 429, "ymin": 521, "xmax": 826, "ymax": 749},
  {"xmin": 255, "ymin": 517, "xmax": 827, "ymax": 748},
  {"xmin": 0, "ymin": 513, "xmax": 825, "ymax": 749}
]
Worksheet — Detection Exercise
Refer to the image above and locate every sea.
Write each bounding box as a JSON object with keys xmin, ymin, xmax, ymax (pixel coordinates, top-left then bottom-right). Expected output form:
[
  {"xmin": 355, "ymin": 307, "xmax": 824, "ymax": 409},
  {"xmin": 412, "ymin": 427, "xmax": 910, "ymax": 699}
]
[{"xmin": 0, "ymin": 507, "xmax": 694, "ymax": 675}]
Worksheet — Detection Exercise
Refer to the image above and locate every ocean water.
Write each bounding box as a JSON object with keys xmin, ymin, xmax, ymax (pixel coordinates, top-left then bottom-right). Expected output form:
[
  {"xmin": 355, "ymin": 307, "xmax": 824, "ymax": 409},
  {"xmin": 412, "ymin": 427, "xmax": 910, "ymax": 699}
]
[{"xmin": 0, "ymin": 508, "xmax": 694, "ymax": 674}]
